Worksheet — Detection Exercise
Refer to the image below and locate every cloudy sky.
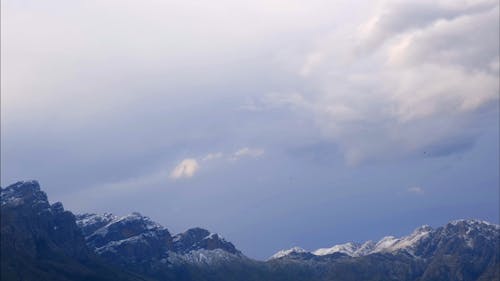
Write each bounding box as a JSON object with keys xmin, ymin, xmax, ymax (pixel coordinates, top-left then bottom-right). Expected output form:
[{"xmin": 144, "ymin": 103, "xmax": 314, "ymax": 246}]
[{"xmin": 1, "ymin": 0, "xmax": 499, "ymax": 259}]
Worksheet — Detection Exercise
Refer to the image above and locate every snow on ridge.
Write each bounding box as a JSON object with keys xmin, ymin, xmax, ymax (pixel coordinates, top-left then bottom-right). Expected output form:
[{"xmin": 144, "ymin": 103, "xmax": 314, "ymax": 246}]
[
  {"xmin": 449, "ymin": 219, "xmax": 500, "ymax": 229},
  {"xmin": 76, "ymin": 213, "xmax": 117, "ymax": 229},
  {"xmin": 1, "ymin": 181, "xmax": 50, "ymax": 208},
  {"xmin": 83, "ymin": 212, "xmax": 165, "ymax": 237},
  {"xmin": 203, "ymin": 232, "xmax": 228, "ymax": 242},
  {"xmin": 167, "ymin": 249, "xmax": 242, "ymax": 265},
  {"xmin": 315, "ymin": 226, "xmax": 432, "ymax": 257},
  {"xmin": 95, "ymin": 231, "xmax": 160, "ymax": 254},
  {"xmin": 313, "ymin": 242, "xmax": 359, "ymax": 256},
  {"xmin": 273, "ymin": 220, "xmax": 498, "ymax": 260},
  {"xmin": 272, "ymin": 224, "xmax": 436, "ymax": 259},
  {"xmin": 114, "ymin": 212, "xmax": 164, "ymax": 230},
  {"xmin": 269, "ymin": 246, "xmax": 308, "ymax": 260}
]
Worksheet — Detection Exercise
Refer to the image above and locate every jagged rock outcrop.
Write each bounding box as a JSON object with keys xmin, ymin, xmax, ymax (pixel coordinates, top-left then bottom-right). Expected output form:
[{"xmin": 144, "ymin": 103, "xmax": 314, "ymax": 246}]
[
  {"xmin": 75, "ymin": 212, "xmax": 243, "ymax": 268},
  {"xmin": 0, "ymin": 181, "xmax": 145, "ymax": 281}
]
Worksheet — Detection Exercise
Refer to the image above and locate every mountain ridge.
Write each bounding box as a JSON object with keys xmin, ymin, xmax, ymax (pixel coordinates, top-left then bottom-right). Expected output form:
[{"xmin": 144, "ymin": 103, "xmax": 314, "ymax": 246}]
[
  {"xmin": 271, "ymin": 220, "xmax": 499, "ymax": 260},
  {"xmin": 2, "ymin": 180, "xmax": 499, "ymax": 281}
]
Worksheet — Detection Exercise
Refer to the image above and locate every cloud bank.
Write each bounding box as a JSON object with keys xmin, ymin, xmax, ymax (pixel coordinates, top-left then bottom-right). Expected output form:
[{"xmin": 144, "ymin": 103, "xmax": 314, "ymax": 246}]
[{"xmin": 264, "ymin": 0, "xmax": 499, "ymax": 165}]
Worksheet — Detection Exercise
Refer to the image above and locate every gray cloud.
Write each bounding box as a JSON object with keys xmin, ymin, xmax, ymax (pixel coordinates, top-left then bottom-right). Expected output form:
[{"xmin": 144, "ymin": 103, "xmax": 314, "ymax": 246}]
[{"xmin": 264, "ymin": 0, "xmax": 499, "ymax": 164}]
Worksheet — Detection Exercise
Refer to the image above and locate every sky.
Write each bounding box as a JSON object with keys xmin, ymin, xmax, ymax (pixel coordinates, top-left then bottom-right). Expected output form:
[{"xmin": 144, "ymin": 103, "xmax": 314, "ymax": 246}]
[{"xmin": 1, "ymin": 0, "xmax": 499, "ymax": 259}]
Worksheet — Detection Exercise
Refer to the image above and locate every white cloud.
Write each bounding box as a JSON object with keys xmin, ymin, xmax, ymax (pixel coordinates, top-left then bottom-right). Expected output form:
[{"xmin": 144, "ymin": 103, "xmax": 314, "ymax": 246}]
[
  {"xmin": 202, "ymin": 152, "xmax": 224, "ymax": 161},
  {"xmin": 169, "ymin": 148, "xmax": 264, "ymax": 180},
  {"xmin": 170, "ymin": 158, "xmax": 200, "ymax": 179},
  {"xmin": 267, "ymin": 0, "xmax": 499, "ymax": 164},
  {"xmin": 232, "ymin": 147, "xmax": 265, "ymax": 160}
]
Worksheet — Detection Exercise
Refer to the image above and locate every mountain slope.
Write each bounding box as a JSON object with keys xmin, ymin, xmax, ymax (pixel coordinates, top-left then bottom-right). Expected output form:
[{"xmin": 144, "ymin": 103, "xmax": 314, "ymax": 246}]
[
  {"xmin": 0, "ymin": 181, "xmax": 148, "ymax": 281},
  {"xmin": 269, "ymin": 220, "xmax": 500, "ymax": 281},
  {"xmin": 75, "ymin": 211, "xmax": 250, "ymax": 280}
]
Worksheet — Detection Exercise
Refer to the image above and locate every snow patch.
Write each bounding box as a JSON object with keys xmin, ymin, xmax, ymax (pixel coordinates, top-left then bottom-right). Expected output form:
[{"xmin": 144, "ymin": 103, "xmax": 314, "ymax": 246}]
[
  {"xmin": 269, "ymin": 246, "xmax": 308, "ymax": 260},
  {"xmin": 168, "ymin": 249, "xmax": 242, "ymax": 265}
]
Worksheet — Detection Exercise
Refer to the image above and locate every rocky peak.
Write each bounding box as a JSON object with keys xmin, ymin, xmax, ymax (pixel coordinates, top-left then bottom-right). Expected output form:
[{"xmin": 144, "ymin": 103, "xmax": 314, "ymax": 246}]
[
  {"xmin": 269, "ymin": 246, "xmax": 310, "ymax": 260},
  {"xmin": 1, "ymin": 180, "xmax": 49, "ymax": 210},
  {"xmin": 75, "ymin": 212, "xmax": 118, "ymax": 236},
  {"xmin": 173, "ymin": 227, "xmax": 240, "ymax": 254},
  {"xmin": 1, "ymin": 180, "xmax": 90, "ymax": 262},
  {"xmin": 444, "ymin": 219, "xmax": 500, "ymax": 234},
  {"xmin": 80, "ymin": 212, "xmax": 170, "ymax": 249},
  {"xmin": 271, "ymin": 220, "xmax": 500, "ymax": 261}
]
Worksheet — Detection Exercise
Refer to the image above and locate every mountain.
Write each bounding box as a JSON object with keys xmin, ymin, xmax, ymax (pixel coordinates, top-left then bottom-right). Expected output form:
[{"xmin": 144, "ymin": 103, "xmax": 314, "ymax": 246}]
[
  {"xmin": 269, "ymin": 220, "xmax": 500, "ymax": 281},
  {"xmin": 0, "ymin": 181, "xmax": 147, "ymax": 281},
  {"xmin": 270, "ymin": 224, "xmax": 435, "ymax": 260},
  {"xmin": 75, "ymin": 212, "xmax": 244, "ymax": 269},
  {"xmin": 1, "ymin": 180, "xmax": 499, "ymax": 281}
]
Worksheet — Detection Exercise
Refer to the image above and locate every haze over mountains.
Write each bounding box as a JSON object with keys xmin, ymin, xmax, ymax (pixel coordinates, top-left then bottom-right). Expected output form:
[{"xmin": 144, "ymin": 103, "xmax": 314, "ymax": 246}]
[{"xmin": 1, "ymin": 181, "xmax": 499, "ymax": 281}]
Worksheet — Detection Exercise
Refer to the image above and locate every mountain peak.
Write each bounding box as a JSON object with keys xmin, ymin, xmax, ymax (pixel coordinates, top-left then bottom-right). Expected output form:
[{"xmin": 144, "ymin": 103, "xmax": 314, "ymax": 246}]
[
  {"xmin": 1, "ymin": 180, "xmax": 48, "ymax": 209},
  {"xmin": 448, "ymin": 219, "xmax": 500, "ymax": 229},
  {"xmin": 172, "ymin": 227, "xmax": 240, "ymax": 255},
  {"xmin": 269, "ymin": 246, "xmax": 309, "ymax": 260},
  {"xmin": 271, "ymin": 219, "xmax": 500, "ymax": 261}
]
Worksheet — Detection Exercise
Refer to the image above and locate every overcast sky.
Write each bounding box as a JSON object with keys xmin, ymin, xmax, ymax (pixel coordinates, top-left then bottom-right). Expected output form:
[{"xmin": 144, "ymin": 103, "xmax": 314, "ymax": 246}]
[{"xmin": 1, "ymin": 0, "xmax": 499, "ymax": 259}]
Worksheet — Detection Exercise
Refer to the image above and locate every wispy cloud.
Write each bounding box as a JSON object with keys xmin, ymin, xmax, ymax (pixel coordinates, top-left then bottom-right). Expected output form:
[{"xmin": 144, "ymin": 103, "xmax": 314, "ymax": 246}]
[
  {"xmin": 202, "ymin": 152, "xmax": 224, "ymax": 162},
  {"xmin": 231, "ymin": 147, "xmax": 265, "ymax": 160},
  {"xmin": 170, "ymin": 158, "xmax": 200, "ymax": 179},
  {"xmin": 170, "ymin": 148, "xmax": 264, "ymax": 180}
]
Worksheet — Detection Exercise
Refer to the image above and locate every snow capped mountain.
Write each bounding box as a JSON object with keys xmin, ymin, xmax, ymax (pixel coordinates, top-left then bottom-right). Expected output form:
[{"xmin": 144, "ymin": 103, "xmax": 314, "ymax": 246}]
[
  {"xmin": 75, "ymin": 212, "xmax": 244, "ymax": 267},
  {"xmin": 269, "ymin": 246, "xmax": 309, "ymax": 260},
  {"xmin": 371, "ymin": 224, "xmax": 433, "ymax": 255},
  {"xmin": 313, "ymin": 241, "xmax": 376, "ymax": 257},
  {"xmin": 3, "ymin": 180, "xmax": 499, "ymax": 281},
  {"xmin": 270, "ymin": 221, "xmax": 497, "ymax": 260},
  {"xmin": 1, "ymin": 180, "xmax": 49, "ymax": 208},
  {"xmin": 172, "ymin": 227, "xmax": 240, "ymax": 255}
]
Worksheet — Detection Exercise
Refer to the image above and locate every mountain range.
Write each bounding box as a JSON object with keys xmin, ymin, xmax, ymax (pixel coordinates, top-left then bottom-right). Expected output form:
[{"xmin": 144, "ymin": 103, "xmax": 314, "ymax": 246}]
[{"xmin": 1, "ymin": 181, "xmax": 499, "ymax": 281}]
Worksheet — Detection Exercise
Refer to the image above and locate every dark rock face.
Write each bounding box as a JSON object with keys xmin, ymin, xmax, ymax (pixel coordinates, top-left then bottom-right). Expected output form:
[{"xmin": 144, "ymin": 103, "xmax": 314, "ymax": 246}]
[
  {"xmin": 416, "ymin": 220, "xmax": 500, "ymax": 281},
  {"xmin": 75, "ymin": 212, "xmax": 174, "ymax": 269},
  {"xmin": 74, "ymin": 213, "xmax": 243, "ymax": 275},
  {"xmin": 172, "ymin": 227, "xmax": 240, "ymax": 254},
  {"xmin": 0, "ymin": 181, "xmax": 144, "ymax": 281},
  {"xmin": 1, "ymin": 181, "xmax": 90, "ymax": 260}
]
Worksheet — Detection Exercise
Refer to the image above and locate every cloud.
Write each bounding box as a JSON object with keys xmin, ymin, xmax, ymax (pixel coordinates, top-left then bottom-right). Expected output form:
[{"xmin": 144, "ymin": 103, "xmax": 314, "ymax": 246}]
[
  {"xmin": 232, "ymin": 147, "xmax": 265, "ymax": 160},
  {"xmin": 266, "ymin": 0, "xmax": 499, "ymax": 164},
  {"xmin": 170, "ymin": 158, "xmax": 200, "ymax": 179},
  {"xmin": 357, "ymin": 0, "xmax": 497, "ymax": 52},
  {"xmin": 169, "ymin": 148, "xmax": 264, "ymax": 180},
  {"xmin": 407, "ymin": 186, "xmax": 424, "ymax": 194},
  {"xmin": 202, "ymin": 152, "xmax": 224, "ymax": 161}
]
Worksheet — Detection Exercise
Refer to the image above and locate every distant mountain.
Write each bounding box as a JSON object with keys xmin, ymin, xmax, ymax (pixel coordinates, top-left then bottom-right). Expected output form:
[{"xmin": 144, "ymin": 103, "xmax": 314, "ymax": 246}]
[
  {"xmin": 75, "ymin": 212, "xmax": 244, "ymax": 269},
  {"xmin": 1, "ymin": 180, "xmax": 499, "ymax": 281},
  {"xmin": 268, "ymin": 220, "xmax": 500, "ymax": 281}
]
